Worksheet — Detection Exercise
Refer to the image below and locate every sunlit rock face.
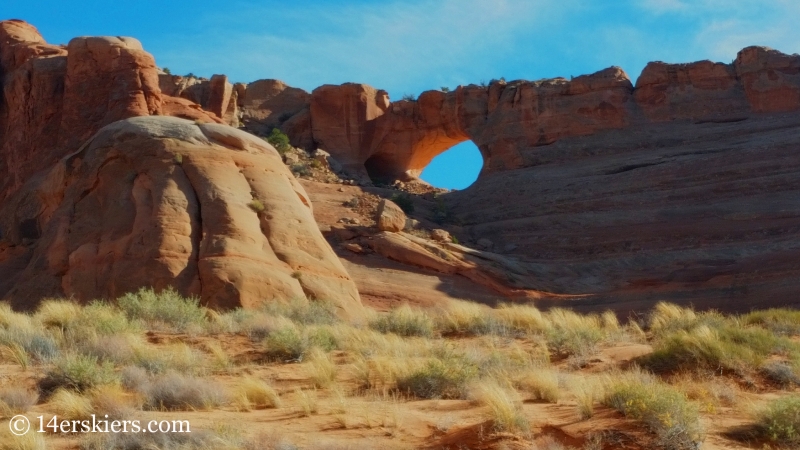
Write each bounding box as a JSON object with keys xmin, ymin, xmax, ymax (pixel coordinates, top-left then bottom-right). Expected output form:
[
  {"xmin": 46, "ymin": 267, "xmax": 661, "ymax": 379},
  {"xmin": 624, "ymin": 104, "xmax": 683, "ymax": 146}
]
[{"xmin": 0, "ymin": 116, "xmax": 365, "ymax": 320}]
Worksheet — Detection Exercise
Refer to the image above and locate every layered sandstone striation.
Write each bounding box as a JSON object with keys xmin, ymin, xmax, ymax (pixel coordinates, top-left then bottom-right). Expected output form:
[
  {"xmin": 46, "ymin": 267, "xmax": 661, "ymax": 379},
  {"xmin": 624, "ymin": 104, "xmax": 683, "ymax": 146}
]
[{"xmin": 0, "ymin": 117, "xmax": 364, "ymax": 320}]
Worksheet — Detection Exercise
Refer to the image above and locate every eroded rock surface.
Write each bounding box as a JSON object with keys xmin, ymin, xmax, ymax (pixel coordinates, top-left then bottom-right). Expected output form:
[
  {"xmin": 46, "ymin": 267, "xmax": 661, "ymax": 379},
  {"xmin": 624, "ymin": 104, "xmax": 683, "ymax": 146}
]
[{"xmin": 0, "ymin": 117, "xmax": 364, "ymax": 320}]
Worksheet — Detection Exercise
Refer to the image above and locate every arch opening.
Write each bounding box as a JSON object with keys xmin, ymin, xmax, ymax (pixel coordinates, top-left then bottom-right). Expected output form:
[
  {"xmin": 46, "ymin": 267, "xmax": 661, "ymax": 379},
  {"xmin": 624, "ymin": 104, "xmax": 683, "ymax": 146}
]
[{"xmin": 420, "ymin": 140, "xmax": 483, "ymax": 190}]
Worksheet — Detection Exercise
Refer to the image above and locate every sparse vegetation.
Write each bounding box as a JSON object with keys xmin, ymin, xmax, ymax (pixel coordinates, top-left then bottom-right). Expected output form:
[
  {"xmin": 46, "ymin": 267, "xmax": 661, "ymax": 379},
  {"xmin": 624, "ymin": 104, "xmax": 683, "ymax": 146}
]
[
  {"xmin": 471, "ymin": 380, "xmax": 529, "ymax": 434},
  {"xmin": 235, "ymin": 377, "xmax": 281, "ymax": 409},
  {"xmin": 142, "ymin": 371, "xmax": 229, "ymax": 411},
  {"xmin": 603, "ymin": 370, "xmax": 703, "ymax": 450},
  {"xmin": 247, "ymin": 199, "xmax": 265, "ymax": 213},
  {"xmin": 401, "ymin": 93, "xmax": 415, "ymax": 101},
  {"xmin": 397, "ymin": 356, "xmax": 478, "ymax": 399},
  {"xmin": 390, "ymin": 192, "xmax": 414, "ymax": 214},
  {"xmin": 370, "ymin": 304, "xmax": 435, "ymax": 337},
  {"xmin": 116, "ymin": 288, "xmax": 208, "ymax": 332},
  {"xmin": 757, "ymin": 395, "xmax": 800, "ymax": 445},
  {"xmin": 266, "ymin": 128, "xmax": 291, "ymax": 155},
  {"xmin": 0, "ymin": 291, "xmax": 799, "ymax": 448}
]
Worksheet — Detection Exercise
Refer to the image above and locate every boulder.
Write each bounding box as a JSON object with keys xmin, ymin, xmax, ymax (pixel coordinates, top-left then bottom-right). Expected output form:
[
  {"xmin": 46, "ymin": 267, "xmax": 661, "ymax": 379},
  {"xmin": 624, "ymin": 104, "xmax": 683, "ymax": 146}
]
[
  {"xmin": 0, "ymin": 117, "xmax": 365, "ymax": 321},
  {"xmin": 376, "ymin": 199, "xmax": 407, "ymax": 232},
  {"xmin": 430, "ymin": 229, "xmax": 451, "ymax": 242}
]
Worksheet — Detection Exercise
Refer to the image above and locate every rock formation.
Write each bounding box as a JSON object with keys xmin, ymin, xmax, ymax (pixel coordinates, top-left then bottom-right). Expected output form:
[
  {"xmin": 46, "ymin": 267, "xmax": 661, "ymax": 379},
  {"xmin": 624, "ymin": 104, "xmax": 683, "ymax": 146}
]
[
  {"xmin": 0, "ymin": 116, "xmax": 364, "ymax": 320},
  {"xmin": 0, "ymin": 20, "xmax": 363, "ymax": 318},
  {"xmin": 264, "ymin": 47, "xmax": 800, "ymax": 183},
  {"xmin": 0, "ymin": 20, "xmax": 224, "ymax": 203}
]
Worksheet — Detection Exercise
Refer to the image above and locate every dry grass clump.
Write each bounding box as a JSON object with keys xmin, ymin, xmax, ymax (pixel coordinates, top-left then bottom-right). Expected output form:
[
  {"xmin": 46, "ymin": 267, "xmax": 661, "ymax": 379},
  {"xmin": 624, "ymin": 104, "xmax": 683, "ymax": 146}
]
[
  {"xmin": 0, "ymin": 305, "xmax": 59, "ymax": 364},
  {"xmin": 543, "ymin": 308, "xmax": 604, "ymax": 360},
  {"xmin": 307, "ymin": 347, "xmax": 337, "ymax": 388},
  {"xmin": 49, "ymin": 388, "xmax": 93, "ymax": 421},
  {"xmin": 234, "ymin": 377, "xmax": 281, "ymax": 410},
  {"xmin": 470, "ymin": 380, "xmax": 529, "ymax": 434},
  {"xmin": 515, "ymin": 367, "xmax": 561, "ymax": 403},
  {"xmin": 396, "ymin": 356, "xmax": 478, "ymax": 399},
  {"xmin": 0, "ymin": 386, "xmax": 38, "ymax": 417},
  {"xmin": 603, "ymin": 370, "xmax": 703, "ymax": 450},
  {"xmin": 0, "ymin": 427, "xmax": 47, "ymax": 450},
  {"xmin": 435, "ymin": 300, "xmax": 503, "ymax": 336},
  {"xmin": 141, "ymin": 371, "xmax": 229, "ymax": 411},
  {"xmin": 39, "ymin": 353, "xmax": 118, "ymax": 394},
  {"xmin": 295, "ymin": 388, "xmax": 319, "ymax": 416},
  {"xmin": 35, "ymin": 299, "xmax": 81, "ymax": 330},
  {"xmin": 90, "ymin": 384, "xmax": 141, "ymax": 419},
  {"xmin": 642, "ymin": 322, "xmax": 797, "ymax": 377},
  {"xmin": 370, "ymin": 303, "xmax": 435, "ymax": 337},
  {"xmin": 81, "ymin": 427, "xmax": 248, "ymax": 450},
  {"xmin": 493, "ymin": 303, "xmax": 548, "ymax": 334},
  {"xmin": 135, "ymin": 342, "xmax": 205, "ymax": 375},
  {"xmin": 756, "ymin": 395, "xmax": 800, "ymax": 445},
  {"xmin": 741, "ymin": 308, "xmax": 800, "ymax": 336}
]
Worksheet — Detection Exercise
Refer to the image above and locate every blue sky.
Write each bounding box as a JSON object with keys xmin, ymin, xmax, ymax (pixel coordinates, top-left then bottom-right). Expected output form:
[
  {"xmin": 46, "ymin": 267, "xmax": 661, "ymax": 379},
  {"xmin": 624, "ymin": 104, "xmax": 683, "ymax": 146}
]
[{"xmin": 6, "ymin": 1, "xmax": 800, "ymax": 189}]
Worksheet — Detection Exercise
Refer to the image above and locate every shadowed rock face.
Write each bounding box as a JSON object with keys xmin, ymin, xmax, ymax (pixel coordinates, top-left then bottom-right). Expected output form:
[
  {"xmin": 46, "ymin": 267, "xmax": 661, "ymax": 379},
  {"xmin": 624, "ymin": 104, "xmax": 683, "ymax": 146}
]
[{"xmin": 0, "ymin": 117, "xmax": 364, "ymax": 320}]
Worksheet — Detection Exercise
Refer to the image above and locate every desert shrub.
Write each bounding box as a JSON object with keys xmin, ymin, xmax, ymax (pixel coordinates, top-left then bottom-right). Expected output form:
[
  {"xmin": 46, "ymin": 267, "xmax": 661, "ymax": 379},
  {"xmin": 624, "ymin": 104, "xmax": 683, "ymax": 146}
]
[
  {"xmin": 757, "ymin": 395, "xmax": 800, "ymax": 445},
  {"xmin": 134, "ymin": 342, "xmax": 205, "ymax": 375},
  {"xmin": 73, "ymin": 302, "xmax": 141, "ymax": 338},
  {"xmin": 370, "ymin": 304, "xmax": 435, "ymax": 337},
  {"xmin": 0, "ymin": 386, "xmax": 37, "ymax": 416},
  {"xmin": 247, "ymin": 199, "xmax": 265, "ymax": 212},
  {"xmin": 761, "ymin": 361, "xmax": 800, "ymax": 388},
  {"xmin": 235, "ymin": 377, "xmax": 281, "ymax": 409},
  {"xmin": 470, "ymin": 380, "xmax": 529, "ymax": 434},
  {"xmin": 264, "ymin": 326, "xmax": 306, "ymax": 361},
  {"xmin": 120, "ymin": 365, "xmax": 150, "ymax": 392},
  {"xmin": 81, "ymin": 333, "xmax": 143, "ymax": 366},
  {"xmin": 396, "ymin": 357, "xmax": 478, "ymax": 399},
  {"xmin": 266, "ymin": 128, "xmax": 291, "ymax": 155},
  {"xmin": 40, "ymin": 353, "xmax": 118, "ymax": 394},
  {"xmin": 117, "ymin": 287, "xmax": 207, "ymax": 332},
  {"xmin": 291, "ymin": 163, "xmax": 311, "ymax": 177},
  {"xmin": 142, "ymin": 371, "xmax": 229, "ymax": 411},
  {"xmin": 603, "ymin": 371, "xmax": 702, "ymax": 450},
  {"xmin": 262, "ymin": 299, "xmax": 339, "ymax": 325},
  {"xmin": 401, "ymin": 93, "xmax": 415, "ymax": 101},
  {"xmin": 389, "ymin": 193, "xmax": 414, "ymax": 214}
]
